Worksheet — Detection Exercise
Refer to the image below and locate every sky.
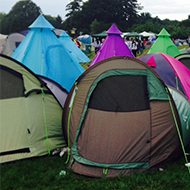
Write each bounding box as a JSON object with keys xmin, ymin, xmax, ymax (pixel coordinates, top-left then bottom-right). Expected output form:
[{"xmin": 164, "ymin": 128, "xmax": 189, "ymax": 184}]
[{"xmin": 0, "ymin": 0, "xmax": 190, "ymax": 21}]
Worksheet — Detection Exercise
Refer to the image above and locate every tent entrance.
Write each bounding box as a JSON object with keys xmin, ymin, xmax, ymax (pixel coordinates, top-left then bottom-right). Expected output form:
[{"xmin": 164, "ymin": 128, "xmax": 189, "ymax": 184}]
[{"xmin": 72, "ymin": 72, "xmax": 151, "ymax": 169}]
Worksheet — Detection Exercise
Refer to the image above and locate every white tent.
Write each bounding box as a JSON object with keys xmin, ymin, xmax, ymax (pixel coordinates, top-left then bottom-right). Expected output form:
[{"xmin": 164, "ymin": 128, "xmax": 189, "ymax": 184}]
[
  {"xmin": 139, "ymin": 31, "xmax": 157, "ymax": 38},
  {"xmin": 0, "ymin": 33, "xmax": 8, "ymax": 53}
]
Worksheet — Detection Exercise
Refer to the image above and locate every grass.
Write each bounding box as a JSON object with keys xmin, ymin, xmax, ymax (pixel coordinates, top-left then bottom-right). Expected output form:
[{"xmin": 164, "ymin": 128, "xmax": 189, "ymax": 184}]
[
  {"xmin": 1, "ymin": 154, "xmax": 190, "ymax": 190},
  {"xmin": 1, "ymin": 45, "xmax": 190, "ymax": 190}
]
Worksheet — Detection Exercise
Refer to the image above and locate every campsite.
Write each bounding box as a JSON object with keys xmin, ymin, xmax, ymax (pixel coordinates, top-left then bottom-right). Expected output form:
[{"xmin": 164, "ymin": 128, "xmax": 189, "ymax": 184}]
[{"xmin": 1, "ymin": 0, "xmax": 190, "ymax": 189}]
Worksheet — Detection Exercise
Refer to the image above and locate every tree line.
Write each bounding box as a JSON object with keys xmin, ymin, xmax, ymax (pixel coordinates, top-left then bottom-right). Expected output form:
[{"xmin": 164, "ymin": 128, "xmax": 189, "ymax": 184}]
[{"xmin": 0, "ymin": 0, "xmax": 190, "ymax": 39}]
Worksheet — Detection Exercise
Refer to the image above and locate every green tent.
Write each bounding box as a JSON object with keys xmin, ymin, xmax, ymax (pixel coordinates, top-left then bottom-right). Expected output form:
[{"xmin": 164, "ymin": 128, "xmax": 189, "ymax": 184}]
[
  {"xmin": 148, "ymin": 28, "xmax": 182, "ymax": 57},
  {"xmin": 0, "ymin": 54, "xmax": 66, "ymax": 163},
  {"xmin": 168, "ymin": 86, "xmax": 190, "ymax": 148},
  {"xmin": 91, "ymin": 30, "xmax": 108, "ymax": 38}
]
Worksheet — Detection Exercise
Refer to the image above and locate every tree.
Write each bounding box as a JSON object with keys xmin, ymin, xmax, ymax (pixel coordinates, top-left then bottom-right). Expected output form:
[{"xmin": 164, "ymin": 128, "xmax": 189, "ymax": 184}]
[
  {"xmin": 0, "ymin": 0, "xmax": 41, "ymax": 34},
  {"xmin": 63, "ymin": 0, "xmax": 140, "ymax": 34},
  {"xmin": 44, "ymin": 15, "xmax": 63, "ymax": 29},
  {"xmin": 0, "ymin": 12, "xmax": 6, "ymax": 23},
  {"xmin": 65, "ymin": 0, "xmax": 83, "ymax": 17},
  {"xmin": 90, "ymin": 19, "xmax": 110, "ymax": 34}
]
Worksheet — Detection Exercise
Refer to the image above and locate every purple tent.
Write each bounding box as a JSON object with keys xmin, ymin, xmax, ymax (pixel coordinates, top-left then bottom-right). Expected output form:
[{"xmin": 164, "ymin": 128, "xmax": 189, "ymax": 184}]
[
  {"xmin": 89, "ymin": 24, "xmax": 134, "ymax": 67},
  {"xmin": 139, "ymin": 53, "xmax": 190, "ymax": 100}
]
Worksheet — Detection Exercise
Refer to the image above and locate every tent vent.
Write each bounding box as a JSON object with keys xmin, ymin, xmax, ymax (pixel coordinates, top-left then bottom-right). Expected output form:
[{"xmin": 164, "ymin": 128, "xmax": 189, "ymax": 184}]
[{"xmin": 0, "ymin": 148, "xmax": 30, "ymax": 156}]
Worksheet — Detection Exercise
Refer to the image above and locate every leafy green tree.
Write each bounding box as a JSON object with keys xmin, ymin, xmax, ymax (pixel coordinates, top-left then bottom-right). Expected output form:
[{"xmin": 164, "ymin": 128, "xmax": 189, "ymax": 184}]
[
  {"xmin": 63, "ymin": 0, "xmax": 140, "ymax": 34},
  {"xmin": 0, "ymin": 12, "xmax": 6, "ymax": 23},
  {"xmin": 0, "ymin": 0, "xmax": 41, "ymax": 34},
  {"xmin": 65, "ymin": 0, "xmax": 83, "ymax": 17},
  {"xmin": 90, "ymin": 19, "xmax": 110, "ymax": 34},
  {"xmin": 44, "ymin": 15, "xmax": 63, "ymax": 29}
]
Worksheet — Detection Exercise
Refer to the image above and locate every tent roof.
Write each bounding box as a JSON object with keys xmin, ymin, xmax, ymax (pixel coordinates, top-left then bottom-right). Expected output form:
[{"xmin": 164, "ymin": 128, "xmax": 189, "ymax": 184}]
[
  {"xmin": 12, "ymin": 16, "xmax": 84, "ymax": 92},
  {"xmin": 89, "ymin": 24, "xmax": 134, "ymax": 67},
  {"xmin": 29, "ymin": 14, "xmax": 55, "ymax": 30},
  {"xmin": 59, "ymin": 31, "xmax": 70, "ymax": 38},
  {"xmin": 139, "ymin": 31, "xmax": 157, "ymax": 37},
  {"xmin": 0, "ymin": 54, "xmax": 66, "ymax": 163},
  {"xmin": 91, "ymin": 30, "xmax": 108, "ymax": 37},
  {"xmin": 59, "ymin": 31, "xmax": 91, "ymax": 63},
  {"xmin": 147, "ymin": 28, "xmax": 181, "ymax": 57},
  {"xmin": 0, "ymin": 33, "xmax": 8, "ymax": 40},
  {"xmin": 106, "ymin": 24, "xmax": 122, "ymax": 35},
  {"xmin": 124, "ymin": 32, "xmax": 142, "ymax": 37},
  {"xmin": 139, "ymin": 53, "xmax": 190, "ymax": 100},
  {"xmin": 158, "ymin": 28, "xmax": 170, "ymax": 37}
]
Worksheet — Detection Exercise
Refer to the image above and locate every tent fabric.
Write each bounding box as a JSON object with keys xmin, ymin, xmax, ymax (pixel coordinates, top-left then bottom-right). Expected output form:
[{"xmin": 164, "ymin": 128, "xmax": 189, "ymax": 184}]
[
  {"xmin": 0, "ymin": 33, "xmax": 8, "ymax": 53},
  {"xmin": 37, "ymin": 75, "xmax": 68, "ymax": 108},
  {"xmin": 91, "ymin": 30, "xmax": 108, "ymax": 37},
  {"xmin": 11, "ymin": 14, "xmax": 85, "ymax": 92},
  {"xmin": 139, "ymin": 53, "xmax": 190, "ymax": 101},
  {"xmin": 123, "ymin": 32, "xmax": 143, "ymax": 38},
  {"xmin": 147, "ymin": 28, "xmax": 182, "ymax": 57},
  {"xmin": 89, "ymin": 24, "xmax": 134, "ymax": 67},
  {"xmin": 59, "ymin": 31, "xmax": 90, "ymax": 63},
  {"xmin": 139, "ymin": 31, "xmax": 157, "ymax": 38},
  {"xmin": 175, "ymin": 54, "xmax": 190, "ymax": 70},
  {"xmin": 77, "ymin": 34, "xmax": 92, "ymax": 45},
  {"xmin": 62, "ymin": 56, "xmax": 182, "ymax": 177},
  {"xmin": 0, "ymin": 54, "xmax": 66, "ymax": 163},
  {"xmin": 168, "ymin": 87, "xmax": 190, "ymax": 147},
  {"xmin": 1, "ymin": 33, "xmax": 25, "ymax": 56},
  {"xmin": 29, "ymin": 14, "xmax": 55, "ymax": 30}
]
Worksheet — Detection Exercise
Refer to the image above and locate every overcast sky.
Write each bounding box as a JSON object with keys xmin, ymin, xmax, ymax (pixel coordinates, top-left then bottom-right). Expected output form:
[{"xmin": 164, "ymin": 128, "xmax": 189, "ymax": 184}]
[{"xmin": 0, "ymin": 0, "xmax": 190, "ymax": 21}]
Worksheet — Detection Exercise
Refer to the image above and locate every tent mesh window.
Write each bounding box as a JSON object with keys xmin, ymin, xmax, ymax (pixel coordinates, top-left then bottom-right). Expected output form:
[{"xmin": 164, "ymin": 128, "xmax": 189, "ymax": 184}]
[
  {"xmin": 0, "ymin": 66, "xmax": 25, "ymax": 99},
  {"xmin": 179, "ymin": 58, "xmax": 190, "ymax": 70},
  {"xmin": 89, "ymin": 75, "xmax": 149, "ymax": 112}
]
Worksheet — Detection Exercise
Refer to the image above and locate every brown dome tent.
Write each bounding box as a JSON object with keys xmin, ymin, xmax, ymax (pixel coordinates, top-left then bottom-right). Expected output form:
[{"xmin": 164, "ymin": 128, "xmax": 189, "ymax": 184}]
[{"xmin": 62, "ymin": 56, "xmax": 182, "ymax": 177}]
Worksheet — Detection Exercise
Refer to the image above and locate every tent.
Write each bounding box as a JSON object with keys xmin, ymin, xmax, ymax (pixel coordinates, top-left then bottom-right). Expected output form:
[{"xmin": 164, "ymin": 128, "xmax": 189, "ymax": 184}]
[
  {"xmin": 91, "ymin": 30, "xmax": 108, "ymax": 38},
  {"xmin": 1, "ymin": 32, "xmax": 25, "ymax": 56},
  {"xmin": 59, "ymin": 31, "xmax": 90, "ymax": 63},
  {"xmin": 77, "ymin": 34, "xmax": 92, "ymax": 45},
  {"xmin": 62, "ymin": 56, "xmax": 182, "ymax": 177},
  {"xmin": 11, "ymin": 14, "xmax": 85, "ymax": 92},
  {"xmin": 0, "ymin": 33, "xmax": 8, "ymax": 53},
  {"xmin": 89, "ymin": 24, "xmax": 134, "ymax": 67},
  {"xmin": 139, "ymin": 53, "xmax": 190, "ymax": 101},
  {"xmin": 175, "ymin": 53, "xmax": 190, "ymax": 70},
  {"xmin": 139, "ymin": 31, "xmax": 157, "ymax": 38},
  {"xmin": 0, "ymin": 54, "xmax": 66, "ymax": 163},
  {"xmin": 168, "ymin": 87, "xmax": 190, "ymax": 148},
  {"xmin": 37, "ymin": 75, "xmax": 68, "ymax": 108},
  {"xmin": 147, "ymin": 28, "xmax": 182, "ymax": 57},
  {"xmin": 123, "ymin": 32, "xmax": 142, "ymax": 38}
]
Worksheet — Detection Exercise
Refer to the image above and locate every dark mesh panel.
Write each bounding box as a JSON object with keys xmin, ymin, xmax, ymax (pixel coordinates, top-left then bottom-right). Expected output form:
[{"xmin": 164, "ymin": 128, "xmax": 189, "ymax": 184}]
[
  {"xmin": 179, "ymin": 58, "xmax": 190, "ymax": 70},
  {"xmin": 89, "ymin": 75, "xmax": 149, "ymax": 112},
  {"xmin": 0, "ymin": 66, "xmax": 25, "ymax": 99}
]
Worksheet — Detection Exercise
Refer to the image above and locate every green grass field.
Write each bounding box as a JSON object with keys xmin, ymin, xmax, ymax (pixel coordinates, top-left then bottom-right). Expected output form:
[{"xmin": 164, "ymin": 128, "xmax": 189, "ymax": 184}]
[
  {"xmin": 1, "ymin": 45, "xmax": 190, "ymax": 190},
  {"xmin": 1, "ymin": 154, "xmax": 190, "ymax": 190}
]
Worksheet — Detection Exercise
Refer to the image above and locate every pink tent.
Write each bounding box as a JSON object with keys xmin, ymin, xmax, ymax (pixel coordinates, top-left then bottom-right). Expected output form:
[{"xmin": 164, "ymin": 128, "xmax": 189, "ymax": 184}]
[
  {"xmin": 139, "ymin": 53, "xmax": 190, "ymax": 100},
  {"xmin": 89, "ymin": 24, "xmax": 134, "ymax": 67}
]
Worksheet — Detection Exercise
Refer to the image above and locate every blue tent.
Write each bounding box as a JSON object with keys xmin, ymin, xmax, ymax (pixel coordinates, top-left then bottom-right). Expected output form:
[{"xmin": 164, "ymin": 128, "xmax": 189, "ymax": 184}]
[
  {"xmin": 11, "ymin": 14, "xmax": 85, "ymax": 92},
  {"xmin": 59, "ymin": 31, "xmax": 90, "ymax": 63}
]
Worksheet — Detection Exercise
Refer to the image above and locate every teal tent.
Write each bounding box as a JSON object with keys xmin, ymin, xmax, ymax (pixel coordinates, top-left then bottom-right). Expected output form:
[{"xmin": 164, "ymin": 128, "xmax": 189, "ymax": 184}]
[
  {"xmin": 59, "ymin": 31, "xmax": 90, "ymax": 63},
  {"xmin": 11, "ymin": 14, "xmax": 85, "ymax": 92}
]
